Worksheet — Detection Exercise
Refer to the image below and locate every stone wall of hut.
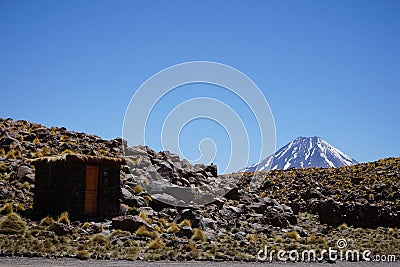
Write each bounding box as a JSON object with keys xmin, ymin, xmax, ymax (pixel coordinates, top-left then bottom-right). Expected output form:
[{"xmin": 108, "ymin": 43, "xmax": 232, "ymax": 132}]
[{"xmin": 33, "ymin": 160, "xmax": 121, "ymax": 220}]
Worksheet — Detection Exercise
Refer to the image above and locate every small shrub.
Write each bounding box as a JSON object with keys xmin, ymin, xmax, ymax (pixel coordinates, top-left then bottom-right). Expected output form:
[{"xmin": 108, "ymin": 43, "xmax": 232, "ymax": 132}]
[
  {"xmin": 286, "ymin": 230, "xmax": 300, "ymax": 240},
  {"xmin": 135, "ymin": 225, "xmax": 158, "ymax": 239},
  {"xmin": 16, "ymin": 203, "xmax": 25, "ymax": 212},
  {"xmin": 77, "ymin": 249, "xmax": 90, "ymax": 260},
  {"xmin": 143, "ymin": 195, "xmax": 152, "ymax": 202},
  {"xmin": 0, "ymin": 203, "xmax": 14, "ymax": 215},
  {"xmin": 23, "ymin": 181, "xmax": 30, "ymax": 190},
  {"xmin": 0, "ymin": 162, "xmax": 7, "ymax": 172},
  {"xmin": 60, "ymin": 135, "xmax": 70, "ymax": 142},
  {"xmin": 148, "ymin": 238, "xmax": 164, "ymax": 250},
  {"xmin": 183, "ymin": 242, "xmax": 195, "ymax": 252},
  {"xmin": 246, "ymin": 233, "xmax": 256, "ymax": 242},
  {"xmin": 178, "ymin": 219, "xmax": 191, "ymax": 228},
  {"xmin": 5, "ymin": 150, "xmax": 16, "ymax": 160},
  {"xmin": 133, "ymin": 185, "xmax": 143, "ymax": 194},
  {"xmin": 123, "ymin": 247, "xmax": 139, "ymax": 260},
  {"xmin": 43, "ymin": 240, "xmax": 53, "ymax": 250},
  {"xmin": 50, "ymin": 126, "xmax": 58, "ymax": 134},
  {"xmin": 40, "ymin": 215, "xmax": 55, "ymax": 227},
  {"xmin": 91, "ymin": 234, "xmax": 109, "ymax": 246},
  {"xmin": 57, "ymin": 211, "xmax": 70, "ymax": 225},
  {"xmin": 0, "ymin": 212, "xmax": 27, "ymax": 234},
  {"xmin": 33, "ymin": 137, "xmax": 40, "ymax": 145},
  {"xmin": 139, "ymin": 210, "xmax": 152, "ymax": 224},
  {"xmin": 388, "ymin": 228, "xmax": 399, "ymax": 238},
  {"xmin": 192, "ymin": 228, "xmax": 206, "ymax": 242},
  {"xmin": 167, "ymin": 223, "xmax": 180, "ymax": 234},
  {"xmin": 110, "ymin": 229, "xmax": 131, "ymax": 239},
  {"xmin": 338, "ymin": 223, "xmax": 348, "ymax": 230},
  {"xmin": 158, "ymin": 217, "xmax": 167, "ymax": 228},
  {"xmin": 42, "ymin": 146, "xmax": 51, "ymax": 156},
  {"xmin": 81, "ymin": 221, "xmax": 90, "ymax": 228},
  {"xmin": 31, "ymin": 151, "xmax": 43, "ymax": 158}
]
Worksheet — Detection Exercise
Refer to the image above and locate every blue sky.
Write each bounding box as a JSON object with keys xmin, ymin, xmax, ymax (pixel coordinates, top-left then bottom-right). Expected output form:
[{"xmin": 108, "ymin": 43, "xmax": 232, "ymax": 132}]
[{"xmin": 1, "ymin": 1, "xmax": 399, "ymax": 172}]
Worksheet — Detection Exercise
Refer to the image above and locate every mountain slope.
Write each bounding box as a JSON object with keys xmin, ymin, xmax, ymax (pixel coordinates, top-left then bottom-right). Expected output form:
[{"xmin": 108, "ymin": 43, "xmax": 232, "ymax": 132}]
[{"xmin": 244, "ymin": 136, "xmax": 358, "ymax": 171}]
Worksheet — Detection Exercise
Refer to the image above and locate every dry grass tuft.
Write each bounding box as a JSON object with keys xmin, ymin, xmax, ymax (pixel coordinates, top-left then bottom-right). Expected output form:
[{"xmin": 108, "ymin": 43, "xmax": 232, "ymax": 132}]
[
  {"xmin": 135, "ymin": 225, "xmax": 158, "ymax": 239},
  {"xmin": 40, "ymin": 215, "xmax": 55, "ymax": 227},
  {"xmin": 286, "ymin": 230, "xmax": 300, "ymax": 240},
  {"xmin": 91, "ymin": 234, "xmax": 109, "ymax": 246},
  {"xmin": 148, "ymin": 237, "xmax": 164, "ymax": 250},
  {"xmin": 167, "ymin": 223, "xmax": 180, "ymax": 234},
  {"xmin": 191, "ymin": 228, "xmax": 206, "ymax": 242},
  {"xmin": 133, "ymin": 185, "xmax": 144, "ymax": 194},
  {"xmin": 0, "ymin": 212, "xmax": 26, "ymax": 234},
  {"xmin": 178, "ymin": 219, "xmax": 191, "ymax": 228},
  {"xmin": 0, "ymin": 203, "xmax": 14, "ymax": 215},
  {"xmin": 57, "ymin": 211, "xmax": 70, "ymax": 225},
  {"xmin": 139, "ymin": 210, "xmax": 152, "ymax": 224},
  {"xmin": 76, "ymin": 249, "xmax": 90, "ymax": 260}
]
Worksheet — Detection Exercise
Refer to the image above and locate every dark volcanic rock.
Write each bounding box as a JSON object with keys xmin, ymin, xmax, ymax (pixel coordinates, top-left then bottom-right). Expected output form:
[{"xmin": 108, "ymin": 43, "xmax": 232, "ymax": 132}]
[
  {"xmin": 310, "ymin": 198, "xmax": 400, "ymax": 228},
  {"xmin": 51, "ymin": 222, "xmax": 74, "ymax": 235},
  {"xmin": 178, "ymin": 226, "xmax": 194, "ymax": 238},
  {"xmin": 111, "ymin": 215, "xmax": 151, "ymax": 232},
  {"xmin": 224, "ymin": 187, "xmax": 240, "ymax": 201}
]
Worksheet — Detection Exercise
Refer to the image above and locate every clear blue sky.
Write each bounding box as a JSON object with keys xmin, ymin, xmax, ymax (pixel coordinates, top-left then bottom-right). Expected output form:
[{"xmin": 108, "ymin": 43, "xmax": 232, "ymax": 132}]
[{"xmin": 1, "ymin": 0, "xmax": 399, "ymax": 172}]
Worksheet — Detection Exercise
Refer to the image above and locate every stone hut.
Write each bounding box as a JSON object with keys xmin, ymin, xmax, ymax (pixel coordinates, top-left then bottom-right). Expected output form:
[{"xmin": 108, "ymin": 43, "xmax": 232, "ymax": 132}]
[{"xmin": 31, "ymin": 154, "xmax": 124, "ymax": 220}]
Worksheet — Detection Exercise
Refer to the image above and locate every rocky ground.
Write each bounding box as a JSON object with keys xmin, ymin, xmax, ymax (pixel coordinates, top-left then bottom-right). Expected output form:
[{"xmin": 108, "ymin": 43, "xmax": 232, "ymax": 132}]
[
  {"xmin": 1, "ymin": 257, "xmax": 398, "ymax": 267},
  {"xmin": 0, "ymin": 118, "xmax": 399, "ymax": 262}
]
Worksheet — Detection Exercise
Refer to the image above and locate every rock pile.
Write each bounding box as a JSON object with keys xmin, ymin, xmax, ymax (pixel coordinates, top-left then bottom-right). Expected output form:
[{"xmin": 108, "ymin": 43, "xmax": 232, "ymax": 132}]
[
  {"xmin": 1, "ymin": 117, "xmax": 400, "ymax": 262},
  {"xmin": 234, "ymin": 158, "xmax": 400, "ymax": 228}
]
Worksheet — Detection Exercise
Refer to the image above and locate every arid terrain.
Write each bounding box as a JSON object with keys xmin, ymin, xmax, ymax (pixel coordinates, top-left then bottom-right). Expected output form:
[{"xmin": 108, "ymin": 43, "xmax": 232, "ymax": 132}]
[{"xmin": 0, "ymin": 118, "xmax": 399, "ymax": 263}]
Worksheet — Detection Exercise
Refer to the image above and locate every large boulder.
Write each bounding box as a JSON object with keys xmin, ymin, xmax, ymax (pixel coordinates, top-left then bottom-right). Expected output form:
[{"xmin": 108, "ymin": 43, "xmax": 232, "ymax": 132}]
[{"xmin": 111, "ymin": 215, "xmax": 152, "ymax": 232}]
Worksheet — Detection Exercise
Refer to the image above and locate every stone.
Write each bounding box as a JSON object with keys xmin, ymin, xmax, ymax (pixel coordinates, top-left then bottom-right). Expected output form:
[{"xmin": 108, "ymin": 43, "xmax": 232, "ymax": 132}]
[
  {"xmin": 0, "ymin": 188, "xmax": 9, "ymax": 200},
  {"xmin": 234, "ymin": 231, "xmax": 246, "ymax": 240},
  {"xmin": 17, "ymin": 165, "xmax": 33, "ymax": 179},
  {"xmin": 120, "ymin": 203, "xmax": 129, "ymax": 214},
  {"xmin": 51, "ymin": 222, "xmax": 74, "ymax": 235},
  {"xmin": 0, "ymin": 136, "xmax": 18, "ymax": 146},
  {"xmin": 130, "ymin": 196, "xmax": 147, "ymax": 207},
  {"xmin": 111, "ymin": 215, "xmax": 151, "ymax": 232},
  {"xmin": 175, "ymin": 209, "xmax": 202, "ymax": 228},
  {"xmin": 204, "ymin": 229, "xmax": 216, "ymax": 240},
  {"xmin": 121, "ymin": 187, "xmax": 136, "ymax": 206},
  {"xmin": 249, "ymin": 203, "xmax": 266, "ymax": 214},
  {"xmin": 211, "ymin": 197, "xmax": 225, "ymax": 209},
  {"xmin": 227, "ymin": 205, "xmax": 241, "ymax": 214},
  {"xmin": 150, "ymin": 193, "xmax": 179, "ymax": 211},
  {"xmin": 31, "ymin": 127, "xmax": 50, "ymax": 139},
  {"xmin": 178, "ymin": 226, "xmax": 194, "ymax": 238},
  {"xmin": 205, "ymin": 164, "xmax": 218, "ymax": 177},
  {"xmin": 200, "ymin": 217, "xmax": 216, "ymax": 230},
  {"xmin": 224, "ymin": 187, "xmax": 240, "ymax": 200},
  {"xmin": 292, "ymin": 226, "xmax": 309, "ymax": 237}
]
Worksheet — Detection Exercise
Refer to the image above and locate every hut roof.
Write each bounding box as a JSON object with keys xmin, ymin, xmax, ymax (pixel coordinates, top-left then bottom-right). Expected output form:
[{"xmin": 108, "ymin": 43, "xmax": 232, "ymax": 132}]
[{"xmin": 29, "ymin": 154, "xmax": 126, "ymax": 165}]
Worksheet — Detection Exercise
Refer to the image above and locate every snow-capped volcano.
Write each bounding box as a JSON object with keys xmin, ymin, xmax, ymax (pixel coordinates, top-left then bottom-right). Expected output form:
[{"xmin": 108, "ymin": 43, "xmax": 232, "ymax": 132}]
[{"xmin": 244, "ymin": 136, "xmax": 358, "ymax": 172}]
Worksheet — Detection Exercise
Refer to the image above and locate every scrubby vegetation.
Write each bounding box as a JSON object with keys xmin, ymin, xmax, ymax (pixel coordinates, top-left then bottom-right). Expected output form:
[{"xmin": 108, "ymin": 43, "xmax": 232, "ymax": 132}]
[{"xmin": 0, "ymin": 118, "xmax": 399, "ymax": 261}]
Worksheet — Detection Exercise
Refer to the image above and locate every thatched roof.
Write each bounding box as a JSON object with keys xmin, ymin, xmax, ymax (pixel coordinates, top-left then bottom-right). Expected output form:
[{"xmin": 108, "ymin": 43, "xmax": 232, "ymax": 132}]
[{"xmin": 29, "ymin": 154, "xmax": 126, "ymax": 165}]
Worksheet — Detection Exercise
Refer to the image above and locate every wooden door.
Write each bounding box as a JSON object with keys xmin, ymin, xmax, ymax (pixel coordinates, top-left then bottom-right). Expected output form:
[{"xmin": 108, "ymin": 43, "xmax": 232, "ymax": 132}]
[{"xmin": 84, "ymin": 165, "xmax": 99, "ymax": 214}]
